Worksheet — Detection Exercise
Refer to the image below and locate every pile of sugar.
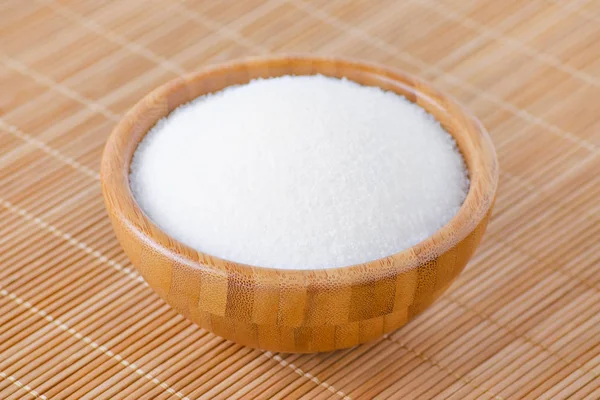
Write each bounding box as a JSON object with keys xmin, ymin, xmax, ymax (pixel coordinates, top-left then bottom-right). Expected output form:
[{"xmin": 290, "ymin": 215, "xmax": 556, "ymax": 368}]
[{"xmin": 130, "ymin": 75, "xmax": 469, "ymax": 270}]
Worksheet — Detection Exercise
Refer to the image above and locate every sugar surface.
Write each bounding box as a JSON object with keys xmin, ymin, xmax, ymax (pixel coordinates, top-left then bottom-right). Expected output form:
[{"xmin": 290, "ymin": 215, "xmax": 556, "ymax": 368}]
[{"xmin": 130, "ymin": 75, "xmax": 469, "ymax": 270}]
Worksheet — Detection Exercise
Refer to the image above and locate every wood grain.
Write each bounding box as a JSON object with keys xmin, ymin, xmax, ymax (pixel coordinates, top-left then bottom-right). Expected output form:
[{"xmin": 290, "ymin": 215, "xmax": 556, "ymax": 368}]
[{"xmin": 100, "ymin": 56, "xmax": 498, "ymax": 353}]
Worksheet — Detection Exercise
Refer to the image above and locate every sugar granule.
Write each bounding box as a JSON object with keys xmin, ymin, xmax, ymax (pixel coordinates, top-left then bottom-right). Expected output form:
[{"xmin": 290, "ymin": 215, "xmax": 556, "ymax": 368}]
[{"xmin": 130, "ymin": 75, "xmax": 469, "ymax": 270}]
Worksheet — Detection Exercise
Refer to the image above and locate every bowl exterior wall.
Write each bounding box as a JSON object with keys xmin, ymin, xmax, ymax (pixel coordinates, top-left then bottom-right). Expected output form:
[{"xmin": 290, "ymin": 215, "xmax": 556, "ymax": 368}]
[{"xmin": 105, "ymin": 206, "xmax": 491, "ymax": 353}]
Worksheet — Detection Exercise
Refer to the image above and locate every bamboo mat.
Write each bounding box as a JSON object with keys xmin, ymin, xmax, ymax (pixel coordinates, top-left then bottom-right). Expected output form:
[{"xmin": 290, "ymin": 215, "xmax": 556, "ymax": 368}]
[{"xmin": 0, "ymin": 0, "xmax": 599, "ymax": 399}]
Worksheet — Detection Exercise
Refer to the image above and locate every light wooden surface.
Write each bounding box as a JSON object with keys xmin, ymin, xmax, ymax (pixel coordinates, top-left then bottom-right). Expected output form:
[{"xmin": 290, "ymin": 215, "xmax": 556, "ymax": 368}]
[
  {"xmin": 1, "ymin": 0, "xmax": 599, "ymax": 398},
  {"xmin": 101, "ymin": 56, "xmax": 497, "ymax": 353}
]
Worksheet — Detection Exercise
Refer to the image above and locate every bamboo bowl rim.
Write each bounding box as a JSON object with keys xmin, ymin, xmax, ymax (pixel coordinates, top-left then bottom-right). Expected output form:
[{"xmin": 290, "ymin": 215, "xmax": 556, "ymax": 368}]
[{"xmin": 101, "ymin": 55, "xmax": 498, "ymax": 287}]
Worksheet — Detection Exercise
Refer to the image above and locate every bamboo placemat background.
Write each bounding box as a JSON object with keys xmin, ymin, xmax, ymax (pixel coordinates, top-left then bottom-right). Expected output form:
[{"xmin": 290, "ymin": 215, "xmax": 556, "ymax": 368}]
[{"xmin": 1, "ymin": 0, "xmax": 599, "ymax": 399}]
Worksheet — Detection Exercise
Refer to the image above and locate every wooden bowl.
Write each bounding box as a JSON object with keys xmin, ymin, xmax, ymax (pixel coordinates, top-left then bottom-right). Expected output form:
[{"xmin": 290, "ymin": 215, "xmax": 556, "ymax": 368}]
[{"xmin": 101, "ymin": 56, "xmax": 498, "ymax": 353}]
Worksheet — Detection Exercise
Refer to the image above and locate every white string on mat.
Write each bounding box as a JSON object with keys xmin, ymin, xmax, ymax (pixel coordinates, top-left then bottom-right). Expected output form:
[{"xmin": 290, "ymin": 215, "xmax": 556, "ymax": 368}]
[
  {"xmin": 0, "ymin": 199, "xmax": 144, "ymax": 284},
  {"xmin": 0, "ymin": 284, "xmax": 190, "ymax": 400},
  {"xmin": 552, "ymin": 0, "xmax": 600, "ymax": 24},
  {"xmin": 421, "ymin": 1, "xmax": 544, "ymax": 77},
  {"xmin": 0, "ymin": 119, "xmax": 101, "ymax": 180},
  {"xmin": 40, "ymin": 0, "xmax": 185, "ymax": 76},
  {"xmin": 0, "ymin": 369, "xmax": 47, "ymax": 400},
  {"xmin": 0, "ymin": 56, "xmax": 119, "ymax": 122},
  {"xmin": 167, "ymin": 2, "xmax": 267, "ymax": 54},
  {"xmin": 287, "ymin": 0, "xmax": 598, "ymax": 154},
  {"xmin": 413, "ymin": 0, "xmax": 599, "ymax": 86}
]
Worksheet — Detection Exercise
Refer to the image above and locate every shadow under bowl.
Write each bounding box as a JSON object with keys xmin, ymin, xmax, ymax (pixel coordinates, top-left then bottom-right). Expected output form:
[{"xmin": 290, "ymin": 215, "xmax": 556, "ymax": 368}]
[{"xmin": 101, "ymin": 55, "xmax": 498, "ymax": 353}]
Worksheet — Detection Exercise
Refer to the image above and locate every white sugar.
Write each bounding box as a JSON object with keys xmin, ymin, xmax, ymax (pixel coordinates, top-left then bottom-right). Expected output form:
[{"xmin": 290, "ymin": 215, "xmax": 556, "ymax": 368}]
[{"xmin": 130, "ymin": 75, "xmax": 469, "ymax": 270}]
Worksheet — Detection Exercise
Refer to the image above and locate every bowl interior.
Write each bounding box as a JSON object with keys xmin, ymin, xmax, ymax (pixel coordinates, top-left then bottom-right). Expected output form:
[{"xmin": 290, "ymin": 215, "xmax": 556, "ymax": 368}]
[{"xmin": 102, "ymin": 56, "xmax": 498, "ymax": 282}]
